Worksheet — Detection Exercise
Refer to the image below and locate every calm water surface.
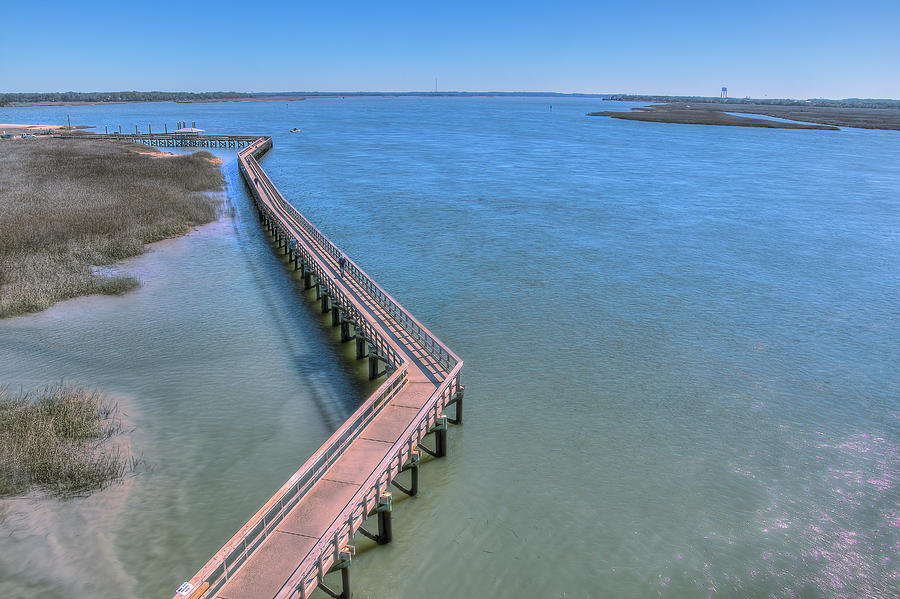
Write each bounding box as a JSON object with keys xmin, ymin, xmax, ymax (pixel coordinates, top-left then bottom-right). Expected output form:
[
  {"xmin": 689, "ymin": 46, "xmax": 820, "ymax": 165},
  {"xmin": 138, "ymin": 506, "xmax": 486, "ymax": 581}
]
[{"xmin": 0, "ymin": 98, "xmax": 897, "ymax": 598}]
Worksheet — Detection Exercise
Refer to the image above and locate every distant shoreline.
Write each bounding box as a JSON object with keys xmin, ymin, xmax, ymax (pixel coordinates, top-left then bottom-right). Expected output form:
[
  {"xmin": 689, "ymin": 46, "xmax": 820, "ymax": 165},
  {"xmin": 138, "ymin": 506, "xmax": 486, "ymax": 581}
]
[
  {"xmin": 605, "ymin": 95, "xmax": 900, "ymax": 109},
  {"xmin": 5, "ymin": 96, "xmax": 310, "ymax": 107},
  {"xmin": 1, "ymin": 91, "xmax": 610, "ymax": 108}
]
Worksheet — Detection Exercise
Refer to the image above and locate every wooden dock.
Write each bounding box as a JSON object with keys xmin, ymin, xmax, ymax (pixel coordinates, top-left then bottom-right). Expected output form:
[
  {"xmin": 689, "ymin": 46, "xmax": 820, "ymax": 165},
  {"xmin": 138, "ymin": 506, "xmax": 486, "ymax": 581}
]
[{"xmin": 101, "ymin": 134, "xmax": 466, "ymax": 599}]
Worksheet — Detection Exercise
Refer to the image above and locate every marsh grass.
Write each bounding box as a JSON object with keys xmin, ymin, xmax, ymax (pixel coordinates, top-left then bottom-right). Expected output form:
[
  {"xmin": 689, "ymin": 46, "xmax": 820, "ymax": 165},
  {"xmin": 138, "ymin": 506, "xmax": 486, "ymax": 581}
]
[
  {"xmin": 0, "ymin": 385, "xmax": 137, "ymax": 498},
  {"xmin": 0, "ymin": 137, "xmax": 224, "ymax": 317}
]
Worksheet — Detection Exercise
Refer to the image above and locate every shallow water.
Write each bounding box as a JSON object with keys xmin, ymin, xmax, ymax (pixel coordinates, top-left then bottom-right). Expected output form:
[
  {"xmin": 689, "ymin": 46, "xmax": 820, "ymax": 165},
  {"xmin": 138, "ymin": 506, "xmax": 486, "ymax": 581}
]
[
  {"xmin": 724, "ymin": 111, "xmax": 831, "ymax": 126},
  {"xmin": 0, "ymin": 98, "xmax": 897, "ymax": 598}
]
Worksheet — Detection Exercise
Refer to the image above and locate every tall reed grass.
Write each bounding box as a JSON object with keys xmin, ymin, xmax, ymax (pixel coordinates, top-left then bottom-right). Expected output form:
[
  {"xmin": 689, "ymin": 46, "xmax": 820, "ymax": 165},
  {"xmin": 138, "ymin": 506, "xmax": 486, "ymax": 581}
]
[
  {"xmin": 0, "ymin": 137, "xmax": 224, "ymax": 317},
  {"xmin": 0, "ymin": 385, "xmax": 137, "ymax": 498}
]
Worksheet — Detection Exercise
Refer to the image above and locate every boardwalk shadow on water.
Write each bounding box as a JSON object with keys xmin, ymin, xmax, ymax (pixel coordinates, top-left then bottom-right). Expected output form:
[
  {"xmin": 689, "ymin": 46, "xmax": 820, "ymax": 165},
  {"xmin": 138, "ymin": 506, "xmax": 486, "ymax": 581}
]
[{"xmin": 225, "ymin": 160, "xmax": 374, "ymax": 430}]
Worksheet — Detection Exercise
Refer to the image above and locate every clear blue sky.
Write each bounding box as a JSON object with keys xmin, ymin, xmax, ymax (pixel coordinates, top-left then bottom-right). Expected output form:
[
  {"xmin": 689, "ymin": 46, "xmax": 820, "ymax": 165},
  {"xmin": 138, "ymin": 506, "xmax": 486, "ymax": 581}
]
[{"xmin": 3, "ymin": 0, "xmax": 899, "ymax": 98}]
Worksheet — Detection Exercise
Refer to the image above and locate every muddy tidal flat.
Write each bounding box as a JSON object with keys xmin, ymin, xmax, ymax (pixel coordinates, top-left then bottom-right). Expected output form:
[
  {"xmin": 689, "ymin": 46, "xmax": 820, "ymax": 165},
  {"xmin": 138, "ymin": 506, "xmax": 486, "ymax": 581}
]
[{"xmin": 590, "ymin": 102, "xmax": 900, "ymax": 130}]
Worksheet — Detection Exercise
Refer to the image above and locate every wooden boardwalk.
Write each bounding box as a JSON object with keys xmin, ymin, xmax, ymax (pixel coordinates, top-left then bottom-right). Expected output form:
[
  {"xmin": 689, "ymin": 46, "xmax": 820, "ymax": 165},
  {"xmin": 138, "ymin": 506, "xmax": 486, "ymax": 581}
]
[{"xmin": 144, "ymin": 135, "xmax": 464, "ymax": 599}]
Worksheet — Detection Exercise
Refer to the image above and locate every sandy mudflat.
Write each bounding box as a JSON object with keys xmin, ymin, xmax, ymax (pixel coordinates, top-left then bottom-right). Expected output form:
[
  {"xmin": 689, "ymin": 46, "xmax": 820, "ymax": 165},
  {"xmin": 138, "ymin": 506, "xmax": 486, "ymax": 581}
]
[
  {"xmin": 128, "ymin": 146, "xmax": 222, "ymax": 164},
  {"xmin": 128, "ymin": 146, "xmax": 177, "ymax": 157},
  {"xmin": 0, "ymin": 124, "xmax": 94, "ymax": 135},
  {"xmin": 0, "ymin": 123, "xmax": 65, "ymax": 132}
]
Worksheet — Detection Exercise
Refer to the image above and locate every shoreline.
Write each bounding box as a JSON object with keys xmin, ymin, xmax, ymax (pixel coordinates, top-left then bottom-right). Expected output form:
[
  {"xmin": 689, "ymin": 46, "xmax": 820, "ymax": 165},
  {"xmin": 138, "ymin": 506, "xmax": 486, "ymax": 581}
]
[{"xmin": 1, "ymin": 123, "xmax": 94, "ymax": 136}]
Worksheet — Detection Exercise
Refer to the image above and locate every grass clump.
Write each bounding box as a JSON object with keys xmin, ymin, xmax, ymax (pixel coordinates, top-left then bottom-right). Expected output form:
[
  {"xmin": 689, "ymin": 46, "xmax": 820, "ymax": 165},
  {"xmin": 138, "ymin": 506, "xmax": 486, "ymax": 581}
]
[
  {"xmin": 0, "ymin": 385, "xmax": 136, "ymax": 498},
  {"xmin": 0, "ymin": 137, "xmax": 224, "ymax": 317}
]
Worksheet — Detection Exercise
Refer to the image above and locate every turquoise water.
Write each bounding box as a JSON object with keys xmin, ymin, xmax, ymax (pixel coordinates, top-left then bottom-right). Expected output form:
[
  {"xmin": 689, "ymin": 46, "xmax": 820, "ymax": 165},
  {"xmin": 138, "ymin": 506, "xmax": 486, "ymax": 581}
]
[{"xmin": 0, "ymin": 98, "xmax": 897, "ymax": 598}]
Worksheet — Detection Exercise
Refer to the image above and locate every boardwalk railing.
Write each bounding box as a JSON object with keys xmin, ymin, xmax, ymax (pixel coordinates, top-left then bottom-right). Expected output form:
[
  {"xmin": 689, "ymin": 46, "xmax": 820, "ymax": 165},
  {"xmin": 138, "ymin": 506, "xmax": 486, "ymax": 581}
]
[
  {"xmin": 183, "ymin": 367, "xmax": 411, "ymax": 598},
  {"xmin": 243, "ymin": 138, "xmax": 460, "ymax": 373},
  {"xmin": 240, "ymin": 139, "xmax": 404, "ymax": 367},
  {"xmin": 57, "ymin": 132, "xmax": 259, "ymax": 148}
]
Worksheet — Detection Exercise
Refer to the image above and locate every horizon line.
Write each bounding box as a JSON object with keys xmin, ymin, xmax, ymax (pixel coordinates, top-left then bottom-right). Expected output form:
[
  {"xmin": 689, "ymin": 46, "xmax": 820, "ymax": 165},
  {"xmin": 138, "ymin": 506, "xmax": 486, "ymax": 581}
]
[{"xmin": 3, "ymin": 91, "xmax": 899, "ymax": 102}]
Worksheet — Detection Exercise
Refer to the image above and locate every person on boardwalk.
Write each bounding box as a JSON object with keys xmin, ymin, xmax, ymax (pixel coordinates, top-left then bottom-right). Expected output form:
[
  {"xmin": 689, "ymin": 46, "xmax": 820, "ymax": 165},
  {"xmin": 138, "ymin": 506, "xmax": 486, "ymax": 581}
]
[{"xmin": 338, "ymin": 255, "xmax": 347, "ymax": 278}]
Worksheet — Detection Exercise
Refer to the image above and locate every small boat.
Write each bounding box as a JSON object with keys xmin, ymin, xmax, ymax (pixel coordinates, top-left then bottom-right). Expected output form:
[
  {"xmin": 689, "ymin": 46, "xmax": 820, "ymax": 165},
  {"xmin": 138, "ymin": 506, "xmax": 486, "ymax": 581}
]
[{"xmin": 290, "ymin": 127, "xmax": 302, "ymax": 133}]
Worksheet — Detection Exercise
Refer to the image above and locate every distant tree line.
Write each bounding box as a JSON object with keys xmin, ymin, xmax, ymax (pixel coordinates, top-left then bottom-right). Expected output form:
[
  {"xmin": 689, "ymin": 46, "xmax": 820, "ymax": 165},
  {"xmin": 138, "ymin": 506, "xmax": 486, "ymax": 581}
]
[
  {"xmin": 607, "ymin": 95, "xmax": 900, "ymax": 109},
  {"xmin": 0, "ymin": 91, "xmax": 618, "ymax": 106},
  {"xmin": 0, "ymin": 91, "xmax": 254, "ymax": 105}
]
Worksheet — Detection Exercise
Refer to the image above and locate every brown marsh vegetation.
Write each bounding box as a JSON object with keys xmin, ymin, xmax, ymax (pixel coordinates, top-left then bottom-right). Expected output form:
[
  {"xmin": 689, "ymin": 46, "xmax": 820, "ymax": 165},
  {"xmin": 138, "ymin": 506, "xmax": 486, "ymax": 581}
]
[
  {"xmin": 590, "ymin": 101, "xmax": 900, "ymax": 130},
  {"xmin": 0, "ymin": 385, "xmax": 137, "ymax": 498},
  {"xmin": 0, "ymin": 137, "xmax": 224, "ymax": 317}
]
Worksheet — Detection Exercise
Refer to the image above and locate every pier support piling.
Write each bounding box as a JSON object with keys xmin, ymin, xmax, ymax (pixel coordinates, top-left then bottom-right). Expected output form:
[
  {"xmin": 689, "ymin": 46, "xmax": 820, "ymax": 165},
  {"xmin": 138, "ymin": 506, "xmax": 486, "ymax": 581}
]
[
  {"xmin": 341, "ymin": 563, "xmax": 350, "ymax": 599},
  {"xmin": 420, "ymin": 417, "xmax": 448, "ymax": 458},
  {"xmin": 449, "ymin": 386, "xmax": 465, "ymax": 425},
  {"xmin": 358, "ymin": 492, "xmax": 392, "ymax": 545},
  {"xmin": 318, "ymin": 548, "xmax": 352, "ymax": 599},
  {"xmin": 392, "ymin": 451, "xmax": 419, "ymax": 497},
  {"xmin": 436, "ymin": 426, "xmax": 448, "ymax": 457},
  {"xmin": 376, "ymin": 492, "xmax": 392, "ymax": 544}
]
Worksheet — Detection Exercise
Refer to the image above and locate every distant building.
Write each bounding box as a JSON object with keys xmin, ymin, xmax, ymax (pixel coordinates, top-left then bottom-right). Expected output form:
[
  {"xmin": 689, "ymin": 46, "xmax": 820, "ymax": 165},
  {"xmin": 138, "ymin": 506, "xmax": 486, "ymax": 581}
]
[{"xmin": 173, "ymin": 126, "xmax": 204, "ymax": 134}]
